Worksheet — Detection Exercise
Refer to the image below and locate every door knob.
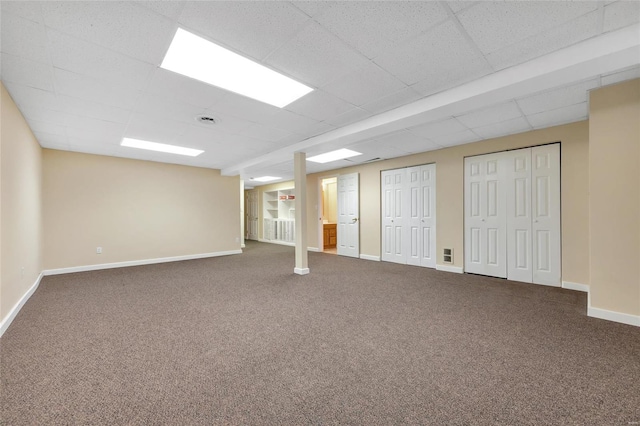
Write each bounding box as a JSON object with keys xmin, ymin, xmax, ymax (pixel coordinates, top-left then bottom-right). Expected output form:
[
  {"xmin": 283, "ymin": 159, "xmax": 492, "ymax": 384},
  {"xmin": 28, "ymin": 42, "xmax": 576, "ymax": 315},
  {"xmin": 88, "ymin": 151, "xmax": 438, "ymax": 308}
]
[{"xmin": 352, "ymin": 218, "xmax": 358, "ymax": 223}]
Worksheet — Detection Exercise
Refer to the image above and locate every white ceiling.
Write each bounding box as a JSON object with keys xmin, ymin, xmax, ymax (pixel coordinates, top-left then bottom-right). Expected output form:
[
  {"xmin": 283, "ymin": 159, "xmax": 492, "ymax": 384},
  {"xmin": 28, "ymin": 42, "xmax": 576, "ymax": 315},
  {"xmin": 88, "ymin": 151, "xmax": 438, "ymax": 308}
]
[{"xmin": 1, "ymin": 1, "xmax": 639, "ymax": 186}]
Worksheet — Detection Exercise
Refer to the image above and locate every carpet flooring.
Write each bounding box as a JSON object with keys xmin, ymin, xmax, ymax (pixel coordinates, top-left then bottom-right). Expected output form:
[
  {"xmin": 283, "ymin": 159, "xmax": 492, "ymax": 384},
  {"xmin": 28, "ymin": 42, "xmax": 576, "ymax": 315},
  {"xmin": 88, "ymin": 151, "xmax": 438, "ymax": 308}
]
[{"xmin": 1, "ymin": 241, "xmax": 639, "ymax": 425}]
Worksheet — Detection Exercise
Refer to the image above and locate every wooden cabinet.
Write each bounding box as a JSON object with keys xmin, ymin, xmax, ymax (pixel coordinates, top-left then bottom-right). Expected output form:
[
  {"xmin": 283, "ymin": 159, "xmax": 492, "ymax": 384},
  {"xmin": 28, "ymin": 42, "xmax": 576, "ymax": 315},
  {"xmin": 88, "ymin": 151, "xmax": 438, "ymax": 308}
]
[{"xmin": 323, "ymin": 223, "xmax": 337, "ymax": 249}]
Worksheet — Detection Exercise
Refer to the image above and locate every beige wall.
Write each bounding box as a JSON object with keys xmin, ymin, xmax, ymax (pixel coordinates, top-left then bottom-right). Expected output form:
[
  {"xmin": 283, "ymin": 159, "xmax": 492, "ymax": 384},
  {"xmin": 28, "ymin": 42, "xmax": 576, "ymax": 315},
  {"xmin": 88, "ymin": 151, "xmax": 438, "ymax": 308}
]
[
  {"xmin": 589, "ymin": 79, "xmax": 640, "ymax": 316},
  {"xmin": 306, "ymin": 121, "xmax": 590, "ymax": 286},
  {"xmin": 1, "ymin": 82, "xmax": 43, "ymax": 321},
  {"xmin": 43, "ymin": 150, "xmax": 240, "ymax": 270}
]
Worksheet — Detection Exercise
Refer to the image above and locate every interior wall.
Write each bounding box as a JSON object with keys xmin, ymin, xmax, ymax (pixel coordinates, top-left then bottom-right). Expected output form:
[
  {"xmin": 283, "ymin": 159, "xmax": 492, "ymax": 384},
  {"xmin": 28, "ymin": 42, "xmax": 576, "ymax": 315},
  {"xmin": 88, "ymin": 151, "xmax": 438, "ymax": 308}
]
[
  {"xmin": 0, "ymin": 82, "xmax": 43, "ymax": 321},
  {"xmin": 43, "ymin": 150, "xmax": 241, "ymax": 270},
  {"xmin": 589, "ymin": 78, "xmax": 640, "ymax": 317},
  {"xmin": 306, "ymin": 121, "xmax": 590, "ymax": 287}
]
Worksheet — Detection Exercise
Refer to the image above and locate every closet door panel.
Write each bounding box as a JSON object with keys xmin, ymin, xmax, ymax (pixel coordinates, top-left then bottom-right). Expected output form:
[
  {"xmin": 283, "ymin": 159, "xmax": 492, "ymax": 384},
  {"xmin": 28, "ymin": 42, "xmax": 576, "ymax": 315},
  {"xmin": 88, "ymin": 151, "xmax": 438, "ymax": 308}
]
[
  {"xmin": 531, "ymin": 144, "xmax": 561, "ymax": 286},
  {"xmin": 507, "ymin": 148, "xmax": 533, "ymax": 283}
]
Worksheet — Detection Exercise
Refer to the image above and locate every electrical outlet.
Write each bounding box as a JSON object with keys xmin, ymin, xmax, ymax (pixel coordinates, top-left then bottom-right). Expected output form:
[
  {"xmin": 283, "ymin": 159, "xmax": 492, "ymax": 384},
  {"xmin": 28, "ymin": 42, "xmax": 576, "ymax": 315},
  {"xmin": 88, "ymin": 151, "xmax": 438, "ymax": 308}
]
[
  {"xmin": 235, "ymin": 237, "xmax": 240, "ymax": 243},
  {"xmin": 96, "ymin": 247, "xmax": 102, "ymax": 254}
]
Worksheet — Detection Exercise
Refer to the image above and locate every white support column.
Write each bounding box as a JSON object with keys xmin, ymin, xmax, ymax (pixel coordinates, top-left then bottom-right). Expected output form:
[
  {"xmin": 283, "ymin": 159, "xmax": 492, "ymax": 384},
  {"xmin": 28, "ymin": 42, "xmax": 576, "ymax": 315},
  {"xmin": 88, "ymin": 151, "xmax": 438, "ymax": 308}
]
[
  {"xmin": 240, "ymin": 179, "xmax": 245, "ymax": 248},
  {"xmin": 294, "ymin": 152, "xmax": 309, "ymax": 275}
]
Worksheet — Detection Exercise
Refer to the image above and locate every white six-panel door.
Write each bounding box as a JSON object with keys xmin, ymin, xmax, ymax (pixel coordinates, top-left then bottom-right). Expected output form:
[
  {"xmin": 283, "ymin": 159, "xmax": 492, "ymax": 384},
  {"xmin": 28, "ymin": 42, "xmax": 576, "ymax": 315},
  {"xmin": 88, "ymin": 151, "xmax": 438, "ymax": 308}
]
[
  {"xmin": 338, "ymin": 173, "xmax": 360, "ymax": 258},
  {"xmin": 465, "ymin": 144, "xmax": 560, "ymax": 286},
  {"xmin": 247, "ymin": 190, "xmax": 259, "ymax": 241},
  {"xmin": 531, "ymin": 144, "xmax": 561, "ymax": 285},
  {"xmin": 464, "ymin": 153, "xmax": 508, "ymax": 278},
  {"xmin": 381, "ymin": 164, "xmax": 436, "ymax": 268},
  {"xmin": 381, "ymin": 168, "xmax": 407, "ymax": 263},
  {"xmin": 506, "ymin": 149, "xmax": 533, "ymax": 282}
]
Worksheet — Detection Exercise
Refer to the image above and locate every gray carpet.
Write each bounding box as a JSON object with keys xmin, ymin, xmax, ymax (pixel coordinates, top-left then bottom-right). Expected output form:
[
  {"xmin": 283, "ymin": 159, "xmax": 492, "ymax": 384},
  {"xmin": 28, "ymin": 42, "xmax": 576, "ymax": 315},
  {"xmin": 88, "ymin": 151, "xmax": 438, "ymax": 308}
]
[{"xmin": 1, "ymin": 241, "xmax": 639, "ymax": 425}]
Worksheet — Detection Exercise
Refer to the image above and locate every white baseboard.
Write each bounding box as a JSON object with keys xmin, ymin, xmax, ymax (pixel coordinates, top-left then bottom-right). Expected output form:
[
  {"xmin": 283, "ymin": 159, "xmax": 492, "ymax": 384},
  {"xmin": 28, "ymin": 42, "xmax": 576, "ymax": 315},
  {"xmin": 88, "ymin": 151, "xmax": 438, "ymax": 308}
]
[
  {"xmin": 436, "ymin": 264, "xmax": 464, "ymax": 274},
  {"xmin": 360, "ymin": 254, "xmax": 380, "ymax": 261},
  {"xmin": 0, "ymin": 273, "xmax": 43, "ymax": 338},
  {"xmin": 294, "ymin": 267, "xmax": 310, "ymax": 275},
  {"xmin": 241, "ymin": 244, "xmax": 246, "ymax": 248},
  {"xmin": 307, "ymin": 247, "xmax": 320, "ymax": 252},
  {"xmin": 588, "ymin": 306, "xmax": 640, "ymax": 327},
  {"xmin": 42, "ymin": 249, "xmax": 242, "ymax": 276},
  {"xmin": 562, "ymin": 281, "xmax": 589, "ymax": 292}
]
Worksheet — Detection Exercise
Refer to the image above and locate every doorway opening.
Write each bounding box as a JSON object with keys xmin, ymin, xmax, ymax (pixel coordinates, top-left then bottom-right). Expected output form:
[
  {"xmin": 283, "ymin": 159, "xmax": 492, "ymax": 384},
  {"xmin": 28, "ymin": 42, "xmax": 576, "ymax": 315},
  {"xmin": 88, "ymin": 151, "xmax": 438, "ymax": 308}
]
[{"xmin": 320, "ymin": 177, "xmax": 338, "ymax": 254}]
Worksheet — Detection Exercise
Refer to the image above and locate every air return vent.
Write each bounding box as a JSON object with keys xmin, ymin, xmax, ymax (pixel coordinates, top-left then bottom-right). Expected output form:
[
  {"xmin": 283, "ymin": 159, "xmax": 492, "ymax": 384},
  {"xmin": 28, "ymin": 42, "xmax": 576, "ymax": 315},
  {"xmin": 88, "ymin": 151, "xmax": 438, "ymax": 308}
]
[
  {"xmin": 443, "ymin": 248, "xmax": 453, "ymax": 263},
  {"xmin": 195, "ymin": 115, "xmax": 217, "ymax": 125}
]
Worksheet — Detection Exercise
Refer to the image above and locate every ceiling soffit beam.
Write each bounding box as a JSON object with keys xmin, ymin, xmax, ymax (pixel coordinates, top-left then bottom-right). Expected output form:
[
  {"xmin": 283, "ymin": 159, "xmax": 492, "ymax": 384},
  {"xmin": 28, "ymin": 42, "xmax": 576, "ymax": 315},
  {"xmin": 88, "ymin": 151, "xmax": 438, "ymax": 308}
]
[{"xmin": 222, "ymin": 24, "xmax": 640, "ymax": 176}]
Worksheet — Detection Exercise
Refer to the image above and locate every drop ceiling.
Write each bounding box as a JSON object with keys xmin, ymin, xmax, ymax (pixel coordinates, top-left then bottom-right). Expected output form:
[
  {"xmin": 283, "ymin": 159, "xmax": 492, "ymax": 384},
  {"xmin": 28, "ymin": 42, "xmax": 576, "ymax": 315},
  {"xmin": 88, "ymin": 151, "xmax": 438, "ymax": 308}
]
[{"xmin": 1, "ymin": 1, "xmax": 639, "ymax": 185}]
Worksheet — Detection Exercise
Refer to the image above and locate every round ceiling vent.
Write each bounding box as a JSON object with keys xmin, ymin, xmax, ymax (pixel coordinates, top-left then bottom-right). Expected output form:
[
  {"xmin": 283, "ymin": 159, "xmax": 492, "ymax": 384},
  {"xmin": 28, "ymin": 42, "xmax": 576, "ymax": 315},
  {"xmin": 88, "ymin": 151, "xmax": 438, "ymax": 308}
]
[{"xmin": 195, "ymin": 115, "xmax": 218, "ymax": 125}]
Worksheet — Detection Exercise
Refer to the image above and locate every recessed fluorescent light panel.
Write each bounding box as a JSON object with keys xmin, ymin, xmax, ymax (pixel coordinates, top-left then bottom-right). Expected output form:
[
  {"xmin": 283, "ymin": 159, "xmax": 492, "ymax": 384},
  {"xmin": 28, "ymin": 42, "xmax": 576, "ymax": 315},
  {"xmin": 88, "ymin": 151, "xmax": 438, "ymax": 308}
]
[
  {"xmin": 252, "ymin": 176, "xmax": 281, "ymax": 182},
  {"xmin": 121, "ymin": 138, "xmax": 203, "ymax": 157},
  {"xmin": 307, "ymin": 149, "xmax": 363, "ymax": 164},
  {"xmin": 161, "ymin": 28, "xmax": 313, "ymax": 108}
]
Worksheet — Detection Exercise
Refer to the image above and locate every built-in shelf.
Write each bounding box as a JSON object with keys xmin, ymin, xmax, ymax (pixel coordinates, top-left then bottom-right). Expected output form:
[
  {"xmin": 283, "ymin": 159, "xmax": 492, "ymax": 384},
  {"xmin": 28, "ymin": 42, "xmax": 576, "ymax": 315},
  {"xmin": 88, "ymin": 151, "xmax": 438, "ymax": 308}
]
[{"xmin": 263, "ymin": 187, "xmax": 295, "ymax": 244}]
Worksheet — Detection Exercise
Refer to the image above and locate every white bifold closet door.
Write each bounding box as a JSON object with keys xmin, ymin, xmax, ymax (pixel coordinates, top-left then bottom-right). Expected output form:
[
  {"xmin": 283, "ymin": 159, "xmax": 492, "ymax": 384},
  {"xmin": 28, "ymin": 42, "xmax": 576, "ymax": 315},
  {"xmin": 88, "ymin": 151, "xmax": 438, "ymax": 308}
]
[
  {"xmin": 381, "ymin": 164, "xmax": 436, "ymax": 268},
  {"xmin": 464, "ymin": 144, "xmax": 560, "ymax": 286}
]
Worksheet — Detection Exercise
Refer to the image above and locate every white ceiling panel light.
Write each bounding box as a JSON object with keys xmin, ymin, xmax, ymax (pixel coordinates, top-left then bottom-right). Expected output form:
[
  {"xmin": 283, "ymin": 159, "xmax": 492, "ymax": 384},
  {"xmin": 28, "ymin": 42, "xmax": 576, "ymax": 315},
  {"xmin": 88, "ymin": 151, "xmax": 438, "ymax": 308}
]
[
  {"xmin": 161, "ymin": 28, "xmax": 313, "ymax": 108},
  {"xmin": 307, "ymin": 148, "xmax": 362, "ymax": 163},
  {"xmin": 252, "ymin": 176, "xmax": 281, "ymax": 182},
  {"xmin": 121, "ymin": 138, "xmax": 204, "ymax": 157}
]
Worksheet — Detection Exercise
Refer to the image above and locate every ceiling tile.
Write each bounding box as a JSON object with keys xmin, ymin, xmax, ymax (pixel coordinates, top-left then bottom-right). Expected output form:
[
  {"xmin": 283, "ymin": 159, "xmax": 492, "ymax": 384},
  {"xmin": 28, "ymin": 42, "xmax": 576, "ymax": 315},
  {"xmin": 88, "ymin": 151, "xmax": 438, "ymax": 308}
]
[
  {"xmin": 237, "ymin": 123, "xmax": 295, "ymax": 143},
  {"xmin": 134, "ymin": 1, "xmax": 185, "ymax": 20},
  {"xmin": 64, "ymin": 115, "xmax": 126, "ymax": 139},
  {"xmin": 601, "ymin": 65, "xmax": 640, "ymax": 86},
  {"xmin": 265, "ymin": 21, "xmax": 370, "ymax": 87},
  {"xmin": 361, "ymin": 87, "xmax": 423, "ymax": 115},
  {"xmin": 33, "ymin": 131, "xmax": 68, "ymax": 147},
  {"xmin": 289, "ymin": 1, "xmax": 331, "ymax": 18},
  {"xmin": 123, "ymin": 113, "xmax": 194, "ymax": 145},
  {"xmin": 285, "ymin": 89, "xmax": 355, "ymax": 122},
  {"xmin": 321, "ymin": 62, "xmax": 407, "ymax": 106},
  {"xmin": 517, "ymin": 79, "xmax": 600, "ymax": 115},
  {"xmin": 527, "ymin": 102, "xmax": 589, "ymax": 129},
  {"xmin": 472, "ymin": 116, "xmax": 532, "ymax": 140},
  {"xmin": 313, "ymin": 1, "xmax": 448, "ymax": 59},
  {"xmin": 0, "ymin": 12, "xmax": 50, "ymax": 63},
  {"xmin": 430, "ymin": 129, "xmax": 481, "ymax": 147},
  {"xmin": 603, "ymin": 0, "xmax": 640, "ymax": 32},
  {"xmin": 16, "ymin": 105, "xmax": 73, "ymax": 126},
  {"xmin": 179, "ymin": 2, "xmax": 310, "ymax": 61},
  {"xmin": 69, "ymin": 141, "xmax": 118, "ymax": 157},
  {"xmin": 324, "ymin": 107, "xmax": 372, "ymax": 128},
  {"xmin": 58, "ymin": 95, "xmax": 131, "ymax": 124},
  {"xmin": 207, "ymin": 93, "xmax": 281, "ymax": 124},
  {"xmin": 457, "ymin": 1, "xmax": 598, "ymax": 54},
  {"xmin": 407, "ymin": 118, "xmax": 469, "ymax": 139},
  {"xmin": 1, "ymin": 53, "xmax": 54, "ymax": 91},
  {"xmin": 0, "ymin": 1, "xmax": 44, "ymax": 23},
  {"xmin": 132, "ymin": 92, "xmax": 207, "ymax": 125},
  {"xmin": 26, "ymin": 119, "xmax": 66, "ymax": 137},
  {"xmin": 410, "ymin": 56, "xmax": 493, "ymax": 97},
  {"xmin": 48, "ymin": 30, "xmax": 155, "ymax": 90},
  {"xmin": 2, "ymin": 82, "xmax": 58, "ymax": 110},
  {"xmin": 373, "ymin": 20, "xmax": 482, "ymax": 85},
  {"xmin": 456, "ymin": 101, "xmax": 522, "ymax": 128},
  {"xmin": 41, "ymin": 1, "xmax": 175, "ymax": 64},
  {"xmin": 260, "ymin": 109, "xmax": 321, "ymax": 134},
  {"xmin": 177, "ymin": 125, "xmax": 235, "ymax": 147},
  {"xmin": 446, "ymin": 1, "xmax": 477, "ymax": 14},
  {"xmin": 53, "ymin": 68, "xmax": 140, "ymax": 110},
  {"xmin": 485, "ymin": 10, "xmax": 600, "ymax": 71}
]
